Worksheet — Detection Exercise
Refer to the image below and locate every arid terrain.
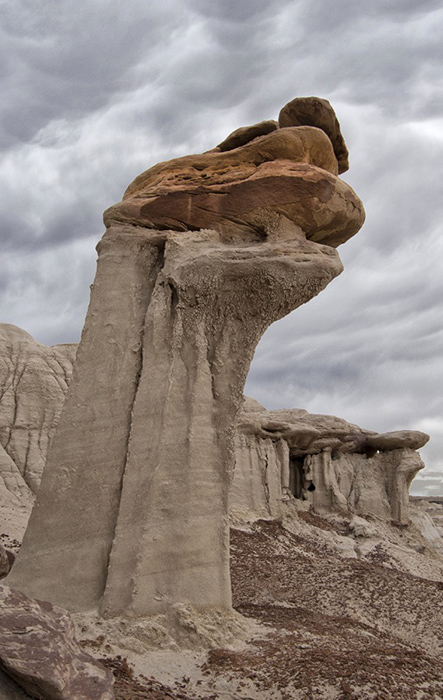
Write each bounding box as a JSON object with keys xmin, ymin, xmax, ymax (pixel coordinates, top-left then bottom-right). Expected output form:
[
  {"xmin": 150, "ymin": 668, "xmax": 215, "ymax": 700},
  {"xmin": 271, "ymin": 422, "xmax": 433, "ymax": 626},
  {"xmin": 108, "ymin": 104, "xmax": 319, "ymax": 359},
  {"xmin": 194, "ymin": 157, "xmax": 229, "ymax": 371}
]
[
  {"xmin": 2, "ymin": 497, "xmax": 443, "ymax": 699},
  {"xmin": 0, "ymin": 94, "xmax": 442, "ymax": 698}
]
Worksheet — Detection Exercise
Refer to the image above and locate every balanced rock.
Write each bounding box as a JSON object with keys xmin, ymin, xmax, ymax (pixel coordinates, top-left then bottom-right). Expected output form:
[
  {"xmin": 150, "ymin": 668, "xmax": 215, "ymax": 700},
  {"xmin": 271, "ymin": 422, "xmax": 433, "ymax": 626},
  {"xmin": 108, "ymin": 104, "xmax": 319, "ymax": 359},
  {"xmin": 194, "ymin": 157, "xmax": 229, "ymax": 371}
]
[
  {"xmin": 0, "ymin": 585, "xmax": 114, "ymax": 700},
  {"xmin": 8, "ymin": 97, "xmax": 365, "ymax": 617},
  {"xmin": 108, "ymin": 100, "xmax": 364, "ymax": 247},
  {"xmin": 278, "ymin": 96, "xmax": 349, "ymax": 174}
]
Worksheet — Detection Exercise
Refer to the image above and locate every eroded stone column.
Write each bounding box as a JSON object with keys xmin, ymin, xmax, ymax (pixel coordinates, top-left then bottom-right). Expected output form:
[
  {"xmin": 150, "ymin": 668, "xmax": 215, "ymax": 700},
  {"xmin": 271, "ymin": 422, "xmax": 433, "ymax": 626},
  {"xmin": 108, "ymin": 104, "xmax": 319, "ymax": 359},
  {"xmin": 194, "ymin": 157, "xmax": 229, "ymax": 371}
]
[
  {"xmin": 101, "ymin": 229, "xmax": 344, "ymax": 615},
  {"xmin": 9, "ymin": 97, "xmax": 366, "ymax": 614}
]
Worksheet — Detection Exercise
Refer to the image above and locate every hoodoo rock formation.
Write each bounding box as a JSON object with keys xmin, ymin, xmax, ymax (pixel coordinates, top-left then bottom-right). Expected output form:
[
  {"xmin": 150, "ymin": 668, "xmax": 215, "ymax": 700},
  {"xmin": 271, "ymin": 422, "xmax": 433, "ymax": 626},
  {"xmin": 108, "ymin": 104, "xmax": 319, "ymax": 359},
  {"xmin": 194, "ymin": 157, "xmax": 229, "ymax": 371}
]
[{"xmin": 8, "ymin": 97, "xmax": 366, "ymax": 617}]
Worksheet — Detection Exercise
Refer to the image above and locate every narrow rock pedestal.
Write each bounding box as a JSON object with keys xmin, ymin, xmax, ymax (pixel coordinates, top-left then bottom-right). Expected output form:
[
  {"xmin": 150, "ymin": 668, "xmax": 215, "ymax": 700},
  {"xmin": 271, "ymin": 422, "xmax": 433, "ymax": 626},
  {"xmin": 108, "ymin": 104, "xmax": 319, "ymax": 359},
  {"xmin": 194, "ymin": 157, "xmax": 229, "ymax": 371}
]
[{"xmin": 9, "ymin": 226, "xmax": 344, "ymax": 615}]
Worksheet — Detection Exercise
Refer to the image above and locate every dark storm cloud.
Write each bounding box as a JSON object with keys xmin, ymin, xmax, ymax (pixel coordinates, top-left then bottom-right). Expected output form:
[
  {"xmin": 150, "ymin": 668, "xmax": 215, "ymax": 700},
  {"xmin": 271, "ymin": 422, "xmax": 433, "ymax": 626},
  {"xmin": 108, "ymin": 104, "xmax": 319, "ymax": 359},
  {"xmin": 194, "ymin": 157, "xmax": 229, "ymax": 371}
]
[
  {"xmin": 0, "ymin": 0, "xmax": 188, "ymax": 147},
  {"xmin": 1, "ymin": 0, "xmax": 442, "ymax": 492}
]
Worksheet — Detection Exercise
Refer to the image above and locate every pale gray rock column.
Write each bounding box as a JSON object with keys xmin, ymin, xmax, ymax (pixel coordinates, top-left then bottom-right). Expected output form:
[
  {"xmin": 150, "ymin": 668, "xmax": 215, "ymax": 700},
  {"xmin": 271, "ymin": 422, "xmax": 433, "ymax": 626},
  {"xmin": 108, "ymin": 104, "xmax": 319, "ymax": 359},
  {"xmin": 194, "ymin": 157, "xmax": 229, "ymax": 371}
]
[{"xmin": 9, "ymin": 226, "xmax": 343, "ymax": 615}]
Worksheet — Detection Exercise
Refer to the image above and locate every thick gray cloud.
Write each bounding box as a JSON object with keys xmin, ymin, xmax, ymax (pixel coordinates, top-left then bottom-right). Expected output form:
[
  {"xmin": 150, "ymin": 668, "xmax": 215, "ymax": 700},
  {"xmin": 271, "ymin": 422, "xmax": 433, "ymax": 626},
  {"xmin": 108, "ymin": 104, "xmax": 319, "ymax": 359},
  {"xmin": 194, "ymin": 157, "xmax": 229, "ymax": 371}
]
[{"xmin": 1, "ymin": 0, "xmax": 442, "ymax": 493}]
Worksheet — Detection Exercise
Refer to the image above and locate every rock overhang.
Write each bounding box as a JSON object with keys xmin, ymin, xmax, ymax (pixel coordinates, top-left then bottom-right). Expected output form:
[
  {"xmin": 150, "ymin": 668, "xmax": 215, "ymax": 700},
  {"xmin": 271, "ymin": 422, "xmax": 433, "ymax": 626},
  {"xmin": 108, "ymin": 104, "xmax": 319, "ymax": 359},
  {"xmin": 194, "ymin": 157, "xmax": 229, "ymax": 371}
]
[{"xmin": 237, "ymin": 403, "xmax": 430, "ymax": 458}]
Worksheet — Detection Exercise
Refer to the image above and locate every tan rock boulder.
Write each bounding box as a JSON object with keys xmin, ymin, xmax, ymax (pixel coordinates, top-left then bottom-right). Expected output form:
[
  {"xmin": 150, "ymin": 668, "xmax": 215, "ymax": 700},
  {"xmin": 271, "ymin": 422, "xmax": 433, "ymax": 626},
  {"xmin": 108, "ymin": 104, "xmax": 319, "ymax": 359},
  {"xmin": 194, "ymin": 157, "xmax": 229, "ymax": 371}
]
[
  {"xmin": 109, "ymin": 97, "xmax": 363, "ymax": 247},
  {"xmin": 216, "ymin": 119, "xmax": 279, "ymax": 151},
  {"xmin": 278, "ymin": 96, "xmax": 349, "ymax": 174},
  {"xmin": 0, "ymin": 585, "xmax": 114, "ymax": 699},
  {"xmin": 110, "ymin": 159, "xmax": 364, "ymax": 248}
]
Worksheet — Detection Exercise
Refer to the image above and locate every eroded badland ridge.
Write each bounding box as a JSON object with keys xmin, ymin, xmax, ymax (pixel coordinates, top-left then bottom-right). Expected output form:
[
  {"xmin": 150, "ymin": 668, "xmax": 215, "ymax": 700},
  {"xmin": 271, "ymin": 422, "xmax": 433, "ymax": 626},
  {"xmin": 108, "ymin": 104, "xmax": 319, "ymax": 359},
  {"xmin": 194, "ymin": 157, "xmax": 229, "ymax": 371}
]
[{"xmin": 0, "ymin": 97, "xmax": 442, "ymax": 699}]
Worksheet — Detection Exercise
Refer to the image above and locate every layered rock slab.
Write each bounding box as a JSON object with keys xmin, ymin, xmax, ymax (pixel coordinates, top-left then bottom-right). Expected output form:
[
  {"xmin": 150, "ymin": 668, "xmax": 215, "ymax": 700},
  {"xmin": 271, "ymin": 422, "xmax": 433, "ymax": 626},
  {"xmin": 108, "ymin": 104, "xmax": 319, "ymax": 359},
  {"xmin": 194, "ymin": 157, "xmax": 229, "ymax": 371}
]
[
  {"xmin": 0, "ymin": 585, "xmax": 114, "ymax": 700},
  {"xmin": 233, "ymin": 400, "xmax": 428, "ymax": 525},
  {"xmin": 8, "ymin": 98, "xmax": 365, "ymax": 617}
]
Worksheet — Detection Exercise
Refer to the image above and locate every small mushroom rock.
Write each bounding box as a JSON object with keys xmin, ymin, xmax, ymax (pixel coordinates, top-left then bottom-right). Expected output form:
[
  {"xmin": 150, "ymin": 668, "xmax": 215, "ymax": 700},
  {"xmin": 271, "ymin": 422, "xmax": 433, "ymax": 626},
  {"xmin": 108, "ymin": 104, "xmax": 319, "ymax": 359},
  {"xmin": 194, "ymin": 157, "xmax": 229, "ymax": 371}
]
[{"xmin": 366, "ymin": 430, "xmax": 430, "ymax": 451}]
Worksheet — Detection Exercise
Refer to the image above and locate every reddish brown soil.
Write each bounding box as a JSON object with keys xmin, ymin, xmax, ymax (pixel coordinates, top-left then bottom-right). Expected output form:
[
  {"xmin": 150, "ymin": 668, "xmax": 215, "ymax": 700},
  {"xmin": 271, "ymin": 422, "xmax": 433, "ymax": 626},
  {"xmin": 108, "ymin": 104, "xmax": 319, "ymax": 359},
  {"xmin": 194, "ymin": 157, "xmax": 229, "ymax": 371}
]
[
  {"xmin": 99, "ymin": 518, "xmax": 443, "ymax": 699},
  {"xmin": 212, "ymin": 520, "xmax": 443, "ymax": 699}
]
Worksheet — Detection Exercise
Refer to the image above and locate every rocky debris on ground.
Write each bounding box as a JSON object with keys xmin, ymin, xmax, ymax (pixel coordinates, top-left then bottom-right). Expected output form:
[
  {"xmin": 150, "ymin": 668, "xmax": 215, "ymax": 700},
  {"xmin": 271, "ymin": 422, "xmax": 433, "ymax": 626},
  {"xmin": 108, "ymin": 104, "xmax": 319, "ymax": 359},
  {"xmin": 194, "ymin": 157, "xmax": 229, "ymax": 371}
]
[
  {"xmin": 209, "ymin": 518, "xmax": 443, "ymax": 699},
  {"xmin": 2, "ymin": 480, "xmax": 443, "ymax": 698},
  {"xmin": 65, "ymin": 513, "xmax": 443, "ymax": 699},
  {"xmin": 99, "ymin": 656, "xmax": 218, "ymax": 700},
  {"xmin": 0, "ymin": 584, "xmax": 114, "ymax": 700}
]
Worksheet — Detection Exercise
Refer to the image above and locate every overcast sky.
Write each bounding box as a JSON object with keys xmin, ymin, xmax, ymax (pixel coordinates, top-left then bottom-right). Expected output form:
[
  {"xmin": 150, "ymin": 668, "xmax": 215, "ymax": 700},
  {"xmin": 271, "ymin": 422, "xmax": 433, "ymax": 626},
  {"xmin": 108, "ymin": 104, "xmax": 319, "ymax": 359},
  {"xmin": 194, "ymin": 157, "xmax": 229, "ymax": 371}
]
[{"xmin": 1, "ymin": 0, "xmax": 442, "ymax": 495}]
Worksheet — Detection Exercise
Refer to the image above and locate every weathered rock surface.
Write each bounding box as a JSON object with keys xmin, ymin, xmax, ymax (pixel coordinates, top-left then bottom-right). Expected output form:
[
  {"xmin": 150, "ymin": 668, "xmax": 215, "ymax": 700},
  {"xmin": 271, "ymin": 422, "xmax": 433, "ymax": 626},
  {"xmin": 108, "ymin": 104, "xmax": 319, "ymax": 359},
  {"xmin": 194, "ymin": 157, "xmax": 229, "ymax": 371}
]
[
  {"xmin": 232, "ymin": 400, "xmax": 428, "ymax": 525},
  {"xmin": 0, "ymin": 584, "xmax": 114, "ymax": 700},
  {"xmin": 366, "ymin": 430, "xmax": 429, "ymax": 451},
  {"xmin": 278, "ymin": 96, "xmax": 349, "ymax": 174},
  {"xmin": 0, "ymin": 324, "xmax": 76, "ymax": 501},
  {"xmin": 112, "ymin": 160, "xmax": 364, "ymax": 249},
  {"xmin": 109, "ymin": 97, "xmax": 364, "ymax": 247},
  {"xmin": 8, "ymin": 97, "xmax": 365, "ymax": 617},
  {"xmin": 0, "ymin": 327, "xmax": 428, "ymax": 531},
  {"xmin": 217, "ymin": 119, "xmax": 279, "ymax": 151},
  {"xmin": 108, "ymin": 128, "xmax": 364, "ymax": 249},
  {"xmin": 0, "ymin": 544, "xmax": 10, "ymax": 579}
]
